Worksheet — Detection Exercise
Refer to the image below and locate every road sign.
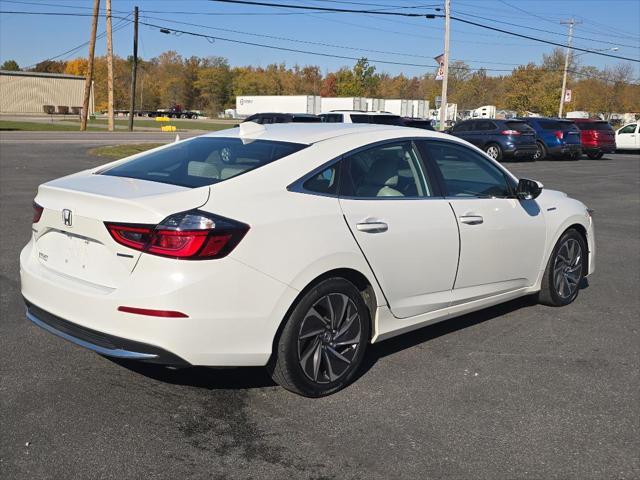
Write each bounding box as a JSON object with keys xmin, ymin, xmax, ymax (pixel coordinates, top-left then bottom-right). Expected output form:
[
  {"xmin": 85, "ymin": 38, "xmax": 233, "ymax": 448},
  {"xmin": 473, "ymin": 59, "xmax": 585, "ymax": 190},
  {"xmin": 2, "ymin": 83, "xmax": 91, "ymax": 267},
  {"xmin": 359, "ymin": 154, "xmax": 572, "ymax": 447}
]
[
  {"xmin": 564, "ymin": 89, "xmax": 572, "ymax": 103},
  {"xmin": 434, "ymin": 53, "xmax": 445, "ymax": 81}
]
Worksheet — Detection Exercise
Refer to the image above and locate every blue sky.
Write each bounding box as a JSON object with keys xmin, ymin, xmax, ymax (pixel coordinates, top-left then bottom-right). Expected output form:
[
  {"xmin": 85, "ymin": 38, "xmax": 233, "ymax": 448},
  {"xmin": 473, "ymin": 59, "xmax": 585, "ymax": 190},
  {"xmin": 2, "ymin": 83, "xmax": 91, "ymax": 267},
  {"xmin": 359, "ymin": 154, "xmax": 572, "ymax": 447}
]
[{"xmin": 1, "ymin": 0, "xmax": 639, "ymax": 77}]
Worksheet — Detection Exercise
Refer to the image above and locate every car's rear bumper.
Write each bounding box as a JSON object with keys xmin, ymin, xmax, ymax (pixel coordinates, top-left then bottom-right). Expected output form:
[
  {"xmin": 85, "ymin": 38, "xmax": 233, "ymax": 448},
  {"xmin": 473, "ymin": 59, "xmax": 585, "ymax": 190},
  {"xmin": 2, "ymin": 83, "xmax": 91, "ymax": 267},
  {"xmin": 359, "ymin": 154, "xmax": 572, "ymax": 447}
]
[
  {"xmin": 504, "ymin": 144, "xmax": 537, "ymax": 158},
  {"xmin": 20, "ymin": 238, "xmax": 299, "ymax": 366},
  {"xmin": 548, "ymin": 144, "xmax": 582, "ymax": 155},
  {"xmin": 583, "ymin": 145, "xmax": 616, "ymax": 153},
  {"xmin": 25, "ymin": 299, "xmax": 190, "ymax": 365}
]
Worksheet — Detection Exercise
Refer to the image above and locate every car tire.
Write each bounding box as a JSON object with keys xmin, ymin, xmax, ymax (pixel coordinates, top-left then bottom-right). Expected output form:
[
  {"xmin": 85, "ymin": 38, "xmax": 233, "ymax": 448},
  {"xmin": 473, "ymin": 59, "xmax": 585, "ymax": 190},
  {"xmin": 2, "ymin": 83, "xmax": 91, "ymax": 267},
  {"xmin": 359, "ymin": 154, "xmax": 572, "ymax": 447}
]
[
  {"xmin": 538, "ymin": 229, "xmax": 587, "ymax": 307},
  {"xmin": 534, "ymin": 141, "xmax": 547, "ymax": 160},
  {"xmin": 484, "ymin": 143, "xmax": 503, "ymax": 162},
  {"xmin": 268, "ymin": 278, "xmax": 370, "ymax": 397},
  {"xmin": 587, "ymin": 151, "xmax": 604, "ymax": 159},
  {"xmin": 565, "ymin": 151, "xmax": 580, "ymax": 161}
]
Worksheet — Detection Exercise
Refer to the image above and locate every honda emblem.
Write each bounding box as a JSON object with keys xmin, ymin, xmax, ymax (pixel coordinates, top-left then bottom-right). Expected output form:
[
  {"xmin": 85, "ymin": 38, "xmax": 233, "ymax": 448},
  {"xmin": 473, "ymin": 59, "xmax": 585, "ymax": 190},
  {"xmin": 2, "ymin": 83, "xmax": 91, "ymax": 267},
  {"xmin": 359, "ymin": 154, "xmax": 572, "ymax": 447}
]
[{"xmin": 62, "ymin": 209, "xmax": 73, "ymax": 227}]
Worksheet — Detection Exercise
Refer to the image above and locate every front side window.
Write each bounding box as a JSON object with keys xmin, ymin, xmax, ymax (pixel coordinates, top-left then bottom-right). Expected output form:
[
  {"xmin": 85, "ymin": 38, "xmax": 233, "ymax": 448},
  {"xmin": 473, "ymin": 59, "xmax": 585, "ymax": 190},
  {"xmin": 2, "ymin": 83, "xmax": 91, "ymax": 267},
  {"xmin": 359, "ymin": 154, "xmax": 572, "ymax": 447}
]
[
  {"xmin": 340, "ymin": 141, "xmax": 432, "ymax": 198},
  {"xmin": 452, "ymin": 122, "xmax": 472, "ymax": 133},
  {"xmin": 101, "ymin": 137, "xmax": 307, "ymax": 188},
  {"xmin": 619, "ymin": 124, "xmax": 637, "ymax": 134},
  {"xmin": 476, "ymin": 120, "xmax": 496, "ymax": 131},
  {"xmin": 423, "ymin": 141, "xmax": 512, "ymax": 198}
]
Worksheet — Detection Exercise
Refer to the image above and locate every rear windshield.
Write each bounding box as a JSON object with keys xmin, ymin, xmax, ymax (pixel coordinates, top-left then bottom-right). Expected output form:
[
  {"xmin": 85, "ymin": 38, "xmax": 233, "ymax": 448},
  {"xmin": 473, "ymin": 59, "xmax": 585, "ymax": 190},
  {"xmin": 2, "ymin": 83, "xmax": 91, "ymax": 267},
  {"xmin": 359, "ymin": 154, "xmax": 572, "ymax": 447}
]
[
  {"xmin": 101, "ymin": 137, "xmax": 307, "ymax": 188},
  {"xmin": 504, "ymin": 121, "xmax": 534, "ymax": 132},
  {"xmin": 576, "ymin": 121, "xmax": 613, "ymax": 131}
]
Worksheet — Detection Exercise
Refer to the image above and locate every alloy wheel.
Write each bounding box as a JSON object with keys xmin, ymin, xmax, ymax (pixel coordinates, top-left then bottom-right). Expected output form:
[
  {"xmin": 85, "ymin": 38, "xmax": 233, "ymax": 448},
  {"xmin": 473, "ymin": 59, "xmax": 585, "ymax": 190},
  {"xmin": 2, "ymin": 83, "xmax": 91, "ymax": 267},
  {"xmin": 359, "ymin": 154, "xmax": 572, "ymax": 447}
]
[
  {"xmin": 297, "ymin": 293, "xmax": 362, "ymax": 384},
  {"xmin": 486, "ymin": 146, "xmax": 500, "ymax": 159},
  {"xmin": 553, "ymin": 238, "xmax": 583, "ymax": 299},
  {"xmin": 534, "ymin": 144, "xmax": 542, "ymax": 160}
]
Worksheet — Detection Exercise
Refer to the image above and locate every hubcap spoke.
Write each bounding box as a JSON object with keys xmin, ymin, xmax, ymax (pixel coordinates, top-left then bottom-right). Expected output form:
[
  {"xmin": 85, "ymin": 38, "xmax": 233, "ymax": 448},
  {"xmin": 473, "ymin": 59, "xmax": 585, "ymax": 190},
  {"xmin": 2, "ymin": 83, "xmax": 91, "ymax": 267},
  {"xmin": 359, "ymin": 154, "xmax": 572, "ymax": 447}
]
[
  {"xmin": 553, "ymin": 238, "xmax": 583, "ymax": 299},
  {"xmin": 297, "ymin": 293, "xmax": 362, "ymax": 384}
]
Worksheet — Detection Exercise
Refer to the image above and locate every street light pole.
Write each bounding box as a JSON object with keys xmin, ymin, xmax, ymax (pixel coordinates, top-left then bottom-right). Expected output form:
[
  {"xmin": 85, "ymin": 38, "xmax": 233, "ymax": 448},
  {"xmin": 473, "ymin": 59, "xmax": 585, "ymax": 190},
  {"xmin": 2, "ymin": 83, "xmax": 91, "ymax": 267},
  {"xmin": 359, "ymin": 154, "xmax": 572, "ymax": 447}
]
[
  {"xmin": 439, "ymin": 0, "xmax": 450, "ymax": 130},
  {"xmin": 559, "ymin": 18, "xmax": 581, "ymax": 118}
]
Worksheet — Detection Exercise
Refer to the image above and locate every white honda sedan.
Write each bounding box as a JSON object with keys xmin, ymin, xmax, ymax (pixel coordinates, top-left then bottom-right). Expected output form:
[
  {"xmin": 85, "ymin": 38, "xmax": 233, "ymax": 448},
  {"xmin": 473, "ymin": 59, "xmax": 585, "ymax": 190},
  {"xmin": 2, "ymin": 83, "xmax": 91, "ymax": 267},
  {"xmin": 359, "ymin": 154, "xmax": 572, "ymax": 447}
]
[{"xmin": 21, "ymin": 123, "xmax": 595, "ymax": 397}]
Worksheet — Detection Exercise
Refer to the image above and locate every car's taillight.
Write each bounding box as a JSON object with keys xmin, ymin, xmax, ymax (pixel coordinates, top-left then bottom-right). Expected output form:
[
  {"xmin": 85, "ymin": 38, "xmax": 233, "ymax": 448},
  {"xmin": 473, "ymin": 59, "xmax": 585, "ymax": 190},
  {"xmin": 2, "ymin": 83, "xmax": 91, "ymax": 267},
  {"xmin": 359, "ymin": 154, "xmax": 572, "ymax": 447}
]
[
  {"xmin": 501, "ymin": 129, "xmax": 520, "ymax": 135},
  {"xmin": 32, "ymin": 202, "xmax": 44, "ymax": 223},
  {"xmin": 105, "ymin": 210, "xmax": 249, "ymax": 260},
  {"xmin": 554, "ymin": 130, "xmax": 564, "ymax": 140}
]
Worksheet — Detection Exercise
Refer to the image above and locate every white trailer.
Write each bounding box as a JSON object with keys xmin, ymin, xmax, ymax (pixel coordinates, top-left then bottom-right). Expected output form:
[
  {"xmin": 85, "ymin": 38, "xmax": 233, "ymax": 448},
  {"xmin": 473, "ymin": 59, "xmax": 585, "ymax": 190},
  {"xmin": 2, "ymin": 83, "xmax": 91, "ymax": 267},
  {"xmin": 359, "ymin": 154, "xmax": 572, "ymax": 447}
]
[
  {"xmin": 321, "ymin": 97, "xmax": 367, "ymax": 113},
  {"xmin": 566, "ymin": 111, "xmax": 590, "ymax": 119},
  {"xmin": 409, "ymin": 100, "xmax": 429, "ymax": 118},
  {"xmin": 471, "ymin": 105, "xmax": 496, "ymax": 119},
  {"xmin": 235, "ymin": 95, "xmax": 321, "ymax": 116},
  {"xmin": 384, "ymin": 99, "xmax": 410, "ymax": 117}
]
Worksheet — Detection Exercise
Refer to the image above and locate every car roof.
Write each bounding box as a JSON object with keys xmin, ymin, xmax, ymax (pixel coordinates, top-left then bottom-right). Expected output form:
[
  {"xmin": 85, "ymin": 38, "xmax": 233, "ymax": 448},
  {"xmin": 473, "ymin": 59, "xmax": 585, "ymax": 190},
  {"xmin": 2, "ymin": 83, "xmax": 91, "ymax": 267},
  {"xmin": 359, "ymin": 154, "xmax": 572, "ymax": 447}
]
[
  {"xmin": 572, "ymin": 118, "xmax": 608, "ymax": 123},
  {"xmin": 202, "ymin": 123, "xmax": 439, "ymax": 145}
]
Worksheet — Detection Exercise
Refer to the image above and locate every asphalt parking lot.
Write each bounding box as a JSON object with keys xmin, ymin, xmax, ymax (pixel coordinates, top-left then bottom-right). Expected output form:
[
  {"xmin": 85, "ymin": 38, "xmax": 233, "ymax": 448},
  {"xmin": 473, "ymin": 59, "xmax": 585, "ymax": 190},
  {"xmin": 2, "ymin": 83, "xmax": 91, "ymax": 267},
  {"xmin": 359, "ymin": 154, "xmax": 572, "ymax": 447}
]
[{"xmin": 1, "ymin": 133, "xmax": 639, "ymax": 480}]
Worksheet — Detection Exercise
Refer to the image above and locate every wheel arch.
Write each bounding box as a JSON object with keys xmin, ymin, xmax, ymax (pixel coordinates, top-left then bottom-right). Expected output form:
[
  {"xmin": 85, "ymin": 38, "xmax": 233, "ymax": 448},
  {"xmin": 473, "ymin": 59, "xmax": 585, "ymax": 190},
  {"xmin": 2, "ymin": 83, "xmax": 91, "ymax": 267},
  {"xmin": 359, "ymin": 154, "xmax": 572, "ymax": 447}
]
[{"xmin": 268, "ymin": 267, "xmax": 379, "ymax": 365}]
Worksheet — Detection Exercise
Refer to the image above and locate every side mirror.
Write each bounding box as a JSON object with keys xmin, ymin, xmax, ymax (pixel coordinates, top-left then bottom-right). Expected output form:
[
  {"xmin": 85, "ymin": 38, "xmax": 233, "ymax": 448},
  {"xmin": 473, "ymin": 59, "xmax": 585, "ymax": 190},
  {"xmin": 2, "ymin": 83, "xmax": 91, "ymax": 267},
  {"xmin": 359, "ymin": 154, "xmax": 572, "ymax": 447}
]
[{"xmin": 516, "ymin": 178, "xmax": 543, "ymax": 200}]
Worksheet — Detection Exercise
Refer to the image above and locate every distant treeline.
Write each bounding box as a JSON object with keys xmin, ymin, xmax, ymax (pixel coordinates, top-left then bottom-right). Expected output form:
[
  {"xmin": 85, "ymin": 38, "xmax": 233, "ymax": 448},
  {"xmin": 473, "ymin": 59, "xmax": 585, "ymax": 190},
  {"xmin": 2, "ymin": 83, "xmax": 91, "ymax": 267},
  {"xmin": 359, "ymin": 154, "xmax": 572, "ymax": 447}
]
[{"xmin": 2, "ymin": 48, "xmax": 638, "ymax": 117}]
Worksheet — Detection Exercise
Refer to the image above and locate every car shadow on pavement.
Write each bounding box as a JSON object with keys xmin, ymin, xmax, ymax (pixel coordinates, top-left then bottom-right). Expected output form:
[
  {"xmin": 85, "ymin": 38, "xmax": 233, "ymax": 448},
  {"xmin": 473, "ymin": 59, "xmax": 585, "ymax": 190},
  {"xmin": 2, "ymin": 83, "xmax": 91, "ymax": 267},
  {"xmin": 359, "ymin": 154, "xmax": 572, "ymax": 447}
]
[
  {"xmin": 356, "ymin": 294, "xmax": 540, "ymax": 380},
  {"xmin": 107, "ymin": 358, "xmax": 277, "ymax": 390}
]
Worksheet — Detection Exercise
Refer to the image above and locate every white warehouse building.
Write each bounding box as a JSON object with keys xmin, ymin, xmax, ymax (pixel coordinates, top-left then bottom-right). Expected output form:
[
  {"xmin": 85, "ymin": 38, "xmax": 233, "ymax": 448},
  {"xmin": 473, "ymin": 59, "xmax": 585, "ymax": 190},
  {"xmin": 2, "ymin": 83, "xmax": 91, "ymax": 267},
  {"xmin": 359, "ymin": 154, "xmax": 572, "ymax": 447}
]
[{"xmin": 0, "ymin": 70, "xmax": 94, "ymax": 115}]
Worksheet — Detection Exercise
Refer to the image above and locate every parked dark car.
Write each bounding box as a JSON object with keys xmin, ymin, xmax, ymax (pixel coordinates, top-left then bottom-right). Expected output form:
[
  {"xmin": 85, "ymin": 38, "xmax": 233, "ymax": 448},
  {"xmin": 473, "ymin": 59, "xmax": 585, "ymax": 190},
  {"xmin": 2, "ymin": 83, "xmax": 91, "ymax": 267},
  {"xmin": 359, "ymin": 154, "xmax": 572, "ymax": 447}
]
[
  {"xmin": 447, "ymin": 119, "xmax": 537, "ymax": 161},
  {"xmin": 516, "ymin": 117, "xmax": 582, "ymax": 160},
  {"xmin": 572, "ymin": 118, "xmax": 616, "ymax": 159},
  {"xmin": 242, "ymin": 113, "xmax": 321, "ymax": 124},
  {"xmin": 402, "ymin": 118, "xmax": 435, "ymax": 130}
]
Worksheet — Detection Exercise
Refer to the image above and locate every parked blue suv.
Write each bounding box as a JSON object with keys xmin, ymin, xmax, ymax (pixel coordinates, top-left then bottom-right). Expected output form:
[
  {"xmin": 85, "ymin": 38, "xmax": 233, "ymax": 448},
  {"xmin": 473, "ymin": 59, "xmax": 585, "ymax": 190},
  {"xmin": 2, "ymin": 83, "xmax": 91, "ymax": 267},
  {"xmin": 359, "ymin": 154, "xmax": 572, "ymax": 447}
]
[
  {"xmin": 447, "ymin": 119, "xmax": 537, "ymax": 161},
  {"xmin": 516, "ymin": 117, "xmax": 582, "ymax": 160}
]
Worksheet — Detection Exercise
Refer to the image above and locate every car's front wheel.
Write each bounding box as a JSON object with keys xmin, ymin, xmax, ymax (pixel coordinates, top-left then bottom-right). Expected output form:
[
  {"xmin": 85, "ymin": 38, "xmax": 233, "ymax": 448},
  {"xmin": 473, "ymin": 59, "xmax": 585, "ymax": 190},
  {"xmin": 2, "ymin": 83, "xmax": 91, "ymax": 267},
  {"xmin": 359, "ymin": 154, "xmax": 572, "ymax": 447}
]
[
  {"xmin": 539, "ymin": 229, "xmax": 587, "ymax": 307},
  {"xmin": 268, "ymin": 278, "xmax": 370, "ymax": 397}
]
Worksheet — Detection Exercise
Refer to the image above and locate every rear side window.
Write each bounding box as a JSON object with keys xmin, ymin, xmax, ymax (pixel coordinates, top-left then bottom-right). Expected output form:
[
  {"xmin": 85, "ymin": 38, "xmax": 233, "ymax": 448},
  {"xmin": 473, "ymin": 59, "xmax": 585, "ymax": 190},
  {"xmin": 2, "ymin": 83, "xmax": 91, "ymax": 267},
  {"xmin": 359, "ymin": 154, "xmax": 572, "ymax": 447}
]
[
  {"xmin": 303, "ymin": 165, "xmax": 339, "ymax": 195},
  {"xmin": 504, "ymin": 121, "xmax": 534, "ymax": 132},
  {"xmin": 292, "ymin": 116, "xmax": 321, "ymax": 123},
  {"xmin": 349, "ymin": 114, "xmax": 370, "ymax": 124},
  {"xmin": 101, "ymin": 137, "xmax": 307, "ymax": 188},
  {"xmin": 370, "ymin": 115, "xmax": 405, "ymax": 126},
  {"xmin": 576, "ymin": 121, "xmax": 613, "ymax": 131},
  {"xmin": 538, "ymin": 120, "xmax": 563, "ymax": 130}
]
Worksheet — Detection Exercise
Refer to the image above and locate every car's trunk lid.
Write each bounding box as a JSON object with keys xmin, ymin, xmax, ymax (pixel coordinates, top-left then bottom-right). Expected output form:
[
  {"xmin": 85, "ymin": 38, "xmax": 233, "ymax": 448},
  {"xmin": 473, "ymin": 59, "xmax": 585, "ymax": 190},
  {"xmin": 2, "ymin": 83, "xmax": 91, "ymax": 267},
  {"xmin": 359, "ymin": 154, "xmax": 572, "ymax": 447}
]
[{"xmin": 33, "ymin": 173, "xmax": 209, "ymax": 288}]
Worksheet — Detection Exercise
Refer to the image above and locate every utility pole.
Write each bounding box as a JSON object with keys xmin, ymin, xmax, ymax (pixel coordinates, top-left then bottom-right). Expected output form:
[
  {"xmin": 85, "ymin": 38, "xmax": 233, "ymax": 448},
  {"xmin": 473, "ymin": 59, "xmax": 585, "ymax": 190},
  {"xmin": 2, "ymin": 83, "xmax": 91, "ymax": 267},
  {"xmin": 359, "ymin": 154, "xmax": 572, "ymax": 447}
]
[
  {"xmin": 439, "ymin": 0, "xmax": 451, "ymax": 131},
  {"xmin": 80, "ymin": 0, "xmax": 100, "ymax": 131},
  {"xmin": 106, "ymin": 0, "xmax": 114, "ymax": 131},
  {"xmin": 559, "ymin": 18, "xmax": 580, "ymax": 118},
  {"xmin": 128, "ymin": 6, "xmax": 139, "ymax": 132}
]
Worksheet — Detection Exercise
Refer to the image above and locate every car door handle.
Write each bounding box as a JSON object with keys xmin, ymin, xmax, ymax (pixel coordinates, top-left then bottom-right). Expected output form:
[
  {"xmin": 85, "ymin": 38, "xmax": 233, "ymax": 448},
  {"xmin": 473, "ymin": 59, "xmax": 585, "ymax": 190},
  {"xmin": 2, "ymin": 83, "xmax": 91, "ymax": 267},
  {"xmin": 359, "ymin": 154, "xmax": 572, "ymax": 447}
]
[
  {"xmin": 356, "ymin": 221, "xmax": 388, "ymax": 233},
  {"xmin": 459, "ymin": 215, "xmax": 484, "ymax": 225}
]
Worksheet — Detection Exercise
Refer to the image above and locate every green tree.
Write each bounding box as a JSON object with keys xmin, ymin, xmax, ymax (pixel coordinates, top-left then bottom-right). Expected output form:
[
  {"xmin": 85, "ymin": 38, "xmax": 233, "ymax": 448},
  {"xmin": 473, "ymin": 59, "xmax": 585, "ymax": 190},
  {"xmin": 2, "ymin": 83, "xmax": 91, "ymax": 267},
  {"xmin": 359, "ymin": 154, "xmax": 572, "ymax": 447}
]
[{"xmin": 1, "ymin": 59, "xmax": 20, "ymax": 71}]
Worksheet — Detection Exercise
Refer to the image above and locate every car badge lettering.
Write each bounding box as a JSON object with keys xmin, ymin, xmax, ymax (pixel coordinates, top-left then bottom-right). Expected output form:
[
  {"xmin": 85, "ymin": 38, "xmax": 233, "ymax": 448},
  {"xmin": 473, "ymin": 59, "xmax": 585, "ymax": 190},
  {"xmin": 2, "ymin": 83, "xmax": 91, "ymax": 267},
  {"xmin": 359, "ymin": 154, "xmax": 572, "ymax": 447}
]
[{"xmin": 62, "ymin": 209, "xmax": 73, "ymax": 227}]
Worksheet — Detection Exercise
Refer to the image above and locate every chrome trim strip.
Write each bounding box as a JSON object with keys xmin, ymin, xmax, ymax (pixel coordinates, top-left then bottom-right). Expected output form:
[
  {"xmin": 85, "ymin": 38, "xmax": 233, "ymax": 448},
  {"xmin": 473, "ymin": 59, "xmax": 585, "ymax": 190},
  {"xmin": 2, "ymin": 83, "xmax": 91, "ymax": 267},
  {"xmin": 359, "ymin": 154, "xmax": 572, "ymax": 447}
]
[{"xmin": 26, "ymin": 309, "xmax": 158, "ymax": 360}]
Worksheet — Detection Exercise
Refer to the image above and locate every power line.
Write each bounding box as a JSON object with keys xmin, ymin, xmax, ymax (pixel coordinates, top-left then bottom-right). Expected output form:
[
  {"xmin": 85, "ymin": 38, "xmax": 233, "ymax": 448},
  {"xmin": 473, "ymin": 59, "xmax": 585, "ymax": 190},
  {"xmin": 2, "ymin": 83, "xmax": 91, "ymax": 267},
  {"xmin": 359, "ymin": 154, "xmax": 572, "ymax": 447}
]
[
  {"xmin": 208, "ymin": 0, "xmax": 640, "ymax": 61},
  {"xmin": 453, "ymin": 10, "xmax": 639, "ymax": 49},
  {"xmin": 22, "ymin": 15, "xmax": 132, "ymax": 69},
  {"xmin": 209, "ymin": 0, "xmax": 439, "ymax": 16}
]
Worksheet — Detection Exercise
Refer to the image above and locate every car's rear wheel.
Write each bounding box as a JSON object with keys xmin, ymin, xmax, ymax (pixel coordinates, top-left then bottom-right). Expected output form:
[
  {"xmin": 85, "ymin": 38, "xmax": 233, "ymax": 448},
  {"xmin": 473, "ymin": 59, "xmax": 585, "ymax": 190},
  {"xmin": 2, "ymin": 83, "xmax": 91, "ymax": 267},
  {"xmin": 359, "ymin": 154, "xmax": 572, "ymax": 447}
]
[
  {"xmin": 534, "ymin": 141, "xmax": 546, "ymax": 160},
  {"xmin": 587, "ymin": 150, "xmax": 604, "ymax": 159},
  {"xmin": 565, "ymin": 151, "xmax": 580, "ymax": 160},
  {"xmin": 268, "ymin": 278, "xmax": 370, "ymax": 397},
  {"xmin": 484, "ymin": 143, "xmax": 503, "ymax": 161},
  {"xmin": 538, "ymin": 229, "xmax": 587, "ymax": 307}
]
